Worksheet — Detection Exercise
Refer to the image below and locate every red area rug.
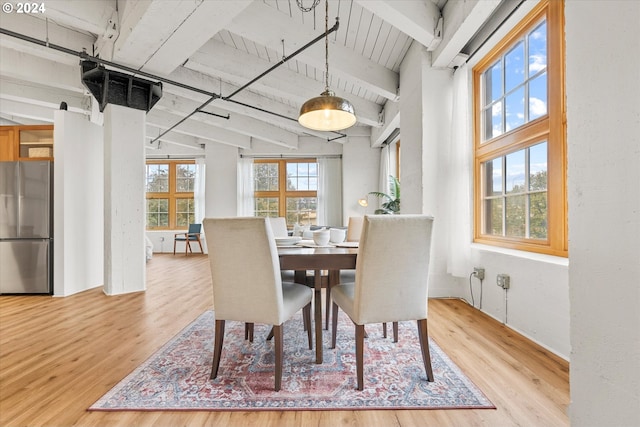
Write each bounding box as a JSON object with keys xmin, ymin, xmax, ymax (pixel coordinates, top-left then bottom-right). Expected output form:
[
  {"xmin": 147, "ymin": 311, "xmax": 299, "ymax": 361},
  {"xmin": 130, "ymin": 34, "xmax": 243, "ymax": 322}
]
[{"xmin": 90, "ymin": 310, "xmax": 494, "ymax": 411}]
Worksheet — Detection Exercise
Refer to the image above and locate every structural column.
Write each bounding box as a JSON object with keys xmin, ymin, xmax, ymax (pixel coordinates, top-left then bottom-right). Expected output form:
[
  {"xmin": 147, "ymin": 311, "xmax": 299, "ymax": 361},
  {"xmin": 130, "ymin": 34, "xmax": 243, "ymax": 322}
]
[{"xmin": 103, "ymin": 104, "xmax": 146, "ymax": 295}]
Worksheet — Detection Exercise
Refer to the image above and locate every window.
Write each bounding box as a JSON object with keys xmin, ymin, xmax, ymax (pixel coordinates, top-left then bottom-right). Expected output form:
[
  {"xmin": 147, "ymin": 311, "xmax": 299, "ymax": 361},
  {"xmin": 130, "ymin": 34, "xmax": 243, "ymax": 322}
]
[
  {"xmin": 253, "ymin": 159, "xmax": 318, "ymax": 227},
  {"xmin": 473, "ymin": 0, "xmax": 566, "ymax": 256},
  {"xmin": 146, "ymin": 160, "xmax": 196, "ymax": 230}
]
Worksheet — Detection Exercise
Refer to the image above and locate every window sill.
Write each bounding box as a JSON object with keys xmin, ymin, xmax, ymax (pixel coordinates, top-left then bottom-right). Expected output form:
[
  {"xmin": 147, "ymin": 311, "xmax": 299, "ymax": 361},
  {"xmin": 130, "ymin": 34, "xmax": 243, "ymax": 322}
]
[{"xmin": 470, "ymin": 243, "xmax": 569, "ymax": 267}]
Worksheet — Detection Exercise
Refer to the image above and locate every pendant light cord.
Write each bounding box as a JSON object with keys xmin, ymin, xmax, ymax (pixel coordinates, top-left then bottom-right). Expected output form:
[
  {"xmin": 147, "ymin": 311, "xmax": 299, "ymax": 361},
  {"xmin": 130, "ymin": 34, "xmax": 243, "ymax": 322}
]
[{"xmin": 324, "ymin": 0, "xmax": 330, "ymax": 92}]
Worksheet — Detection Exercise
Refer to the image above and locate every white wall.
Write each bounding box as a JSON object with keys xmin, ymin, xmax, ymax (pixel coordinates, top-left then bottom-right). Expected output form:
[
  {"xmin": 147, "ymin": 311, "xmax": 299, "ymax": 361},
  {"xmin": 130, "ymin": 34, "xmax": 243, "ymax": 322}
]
[
  {"xmin": 53, "ymin": 111, "xmax": 104, "ymax": 296},
  {"xmin": 342, "ymin": 137, "xmax": 379, "ymax": 224},
  {"xmin": 565, "ymin": 1, "xmax": 640, "ymax": 425}
]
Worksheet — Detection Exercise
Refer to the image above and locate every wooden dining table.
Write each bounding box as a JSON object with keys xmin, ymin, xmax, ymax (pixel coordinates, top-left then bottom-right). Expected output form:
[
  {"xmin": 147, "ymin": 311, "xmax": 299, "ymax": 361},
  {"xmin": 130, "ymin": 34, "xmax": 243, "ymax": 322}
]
[{"xmin": 278, "ymin": 245, "xmax": 358, "ymax": 364}]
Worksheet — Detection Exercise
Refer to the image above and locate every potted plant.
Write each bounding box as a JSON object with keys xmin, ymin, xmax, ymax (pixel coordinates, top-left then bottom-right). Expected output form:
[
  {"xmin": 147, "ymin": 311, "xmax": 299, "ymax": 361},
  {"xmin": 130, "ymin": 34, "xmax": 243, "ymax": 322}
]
[{"xmin": 368, "ymin": 175, "xmax": 400, "ymax": 214}]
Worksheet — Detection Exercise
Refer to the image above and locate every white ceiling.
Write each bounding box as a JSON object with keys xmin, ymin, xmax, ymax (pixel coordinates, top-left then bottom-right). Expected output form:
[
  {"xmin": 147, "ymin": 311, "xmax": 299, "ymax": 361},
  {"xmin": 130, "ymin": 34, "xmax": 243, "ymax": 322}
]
[{"xmin": 0, "ymin": 0, "xmax": 506, "ymax": 151}]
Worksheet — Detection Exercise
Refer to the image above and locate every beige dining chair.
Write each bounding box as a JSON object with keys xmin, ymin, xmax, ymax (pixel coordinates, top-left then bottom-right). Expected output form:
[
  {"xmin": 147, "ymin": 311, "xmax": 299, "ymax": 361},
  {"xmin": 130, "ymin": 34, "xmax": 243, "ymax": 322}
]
[
  {"xmin": 267, "ymin": 216, "xmax": 297, "ymax": 287},
  {"xmin": 346, "ymin": 216, "xmax": 364, "ymax": 242},
  {"xmin": 202, "ymin": 217, "xmax": 313, "ymax": 391},
  {"xmin": 337, "ymin": 216, "xmax": 362, "ymax": 322},
  {"xmin": 330, "ymin": 214, "xmax": 435, "ymax": 391},
  {"xmin": 267, "ymin": 216, "xmax": 289, "ymax": 237}
]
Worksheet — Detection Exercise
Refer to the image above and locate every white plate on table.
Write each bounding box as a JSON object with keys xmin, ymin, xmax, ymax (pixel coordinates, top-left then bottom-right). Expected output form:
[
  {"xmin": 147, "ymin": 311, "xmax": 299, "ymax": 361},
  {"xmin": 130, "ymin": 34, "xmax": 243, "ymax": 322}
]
[
  {"xmin": 275, "ymin": 236, "xmax": 302, "ymax": 246},
  {"xmin": 296, "ymin": 240, "xmax": 333, "ymax": 248},
  {"xmin": 333, "ymin": 241, "xmax": 359, "ymax": 248}
]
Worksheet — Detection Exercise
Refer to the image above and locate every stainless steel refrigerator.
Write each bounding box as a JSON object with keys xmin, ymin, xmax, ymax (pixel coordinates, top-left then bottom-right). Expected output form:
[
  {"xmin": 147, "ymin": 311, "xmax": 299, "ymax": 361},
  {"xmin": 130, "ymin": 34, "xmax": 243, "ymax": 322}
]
[{"xmin": 0, "ymin": 161, "xmax": 53, "ymax": 294}]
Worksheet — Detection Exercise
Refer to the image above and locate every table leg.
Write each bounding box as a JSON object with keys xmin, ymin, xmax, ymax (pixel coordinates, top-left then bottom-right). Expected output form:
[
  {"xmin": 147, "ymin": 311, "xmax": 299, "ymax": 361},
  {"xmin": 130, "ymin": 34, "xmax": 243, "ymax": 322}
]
[
  {"xmin": 314, "ymin": 269, "xmax": 323, "ymax": 364},
  {"xmin": 326, "ymin": 270, "xmax": 340, "ymax": 329}
]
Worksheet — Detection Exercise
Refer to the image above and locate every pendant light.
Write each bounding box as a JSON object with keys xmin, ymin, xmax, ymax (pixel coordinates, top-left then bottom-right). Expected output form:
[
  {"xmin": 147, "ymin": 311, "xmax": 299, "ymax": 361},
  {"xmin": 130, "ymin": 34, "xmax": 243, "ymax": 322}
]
[{"xmin": 298, "ymin": 0, "xmax": 356, "ymax": 132}]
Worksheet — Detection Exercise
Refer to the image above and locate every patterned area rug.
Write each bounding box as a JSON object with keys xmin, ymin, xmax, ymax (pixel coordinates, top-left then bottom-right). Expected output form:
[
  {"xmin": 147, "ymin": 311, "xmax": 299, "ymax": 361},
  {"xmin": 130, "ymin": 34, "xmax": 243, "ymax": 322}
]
[{"xmin": 90, "ymin": 310, "xmax": 494, "ymax": 411}]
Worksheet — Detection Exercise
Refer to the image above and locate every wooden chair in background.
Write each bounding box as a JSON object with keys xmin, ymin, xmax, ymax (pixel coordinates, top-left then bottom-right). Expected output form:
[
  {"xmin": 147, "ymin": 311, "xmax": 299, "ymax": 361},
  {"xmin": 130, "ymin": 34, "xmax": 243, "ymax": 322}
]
[{"xmin": 173, "ymin": 223, "xmax": 203, "ymax": 255}]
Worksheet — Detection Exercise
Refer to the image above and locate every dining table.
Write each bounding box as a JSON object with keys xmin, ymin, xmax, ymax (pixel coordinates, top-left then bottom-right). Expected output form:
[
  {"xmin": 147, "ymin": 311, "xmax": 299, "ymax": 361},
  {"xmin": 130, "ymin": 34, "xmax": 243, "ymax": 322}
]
[{"xmin": 278, "ymin": 245, "xmax": 358, "ymax": 364}]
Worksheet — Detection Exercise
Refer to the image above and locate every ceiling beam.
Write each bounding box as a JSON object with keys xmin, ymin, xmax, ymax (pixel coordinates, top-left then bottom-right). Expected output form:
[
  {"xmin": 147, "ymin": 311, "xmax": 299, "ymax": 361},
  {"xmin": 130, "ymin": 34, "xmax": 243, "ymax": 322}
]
[
  {"xmin": 0, "ymin": 47, "xmax": 85, "ymax": 93},
  {"xmin": 226, "ymin": 1, "xmax": 399, "ymax": 101},
  {"xmin": 371, "ymin": 100, "xmax": 400, "ymax": 147},
  {"xmin": 354, "ymin": 0, "xmax": 442, "ymax": 51},
  {"xmin": 146, "ymin": 109, "xmax": 251, "ymax": 150},
  {"xmin": 145, "ymin": 125, "xmax": 203, "ymax": 151},
  {"xmin": 164, "ymin": 67, "xmax": 344, "ymax": 141},
  {"xmin": 37, "ymin": 0, "xmax": 117, "ymax": 36},
  {"xmin": 431, "ymin": 0, "xmax": 502, "ymax": 68},
  {"xmin": 0, "ymin": 78, "xmax": 89, "ymax": 115},
  {"xmin": 0, "ymin": 98, "xmax": 54, "ymax": 122},
  {"xmin": 185, "ymin": 39, "xmax": 382, "ymax": 127},
  {"xmin": 0, "ymin": 12, "xmax": 96, "ymax": 66},
  {"xmin": 113, "ymin": 0, "xmax": 252, "ymax": 75},
  {"xmin": 155, "ymin": 93, "xmax": 299, "ymax": 149}
]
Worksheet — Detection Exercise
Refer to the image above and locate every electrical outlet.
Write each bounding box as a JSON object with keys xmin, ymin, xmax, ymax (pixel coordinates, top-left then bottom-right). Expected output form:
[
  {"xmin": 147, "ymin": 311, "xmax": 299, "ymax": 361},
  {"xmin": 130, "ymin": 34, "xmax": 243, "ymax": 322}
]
[
  {"xmin": 160, "ymin": 237, "xmax": 165, "ymax": 242},
  {"xmin": 473, "ymin": 267, "xmax": 485, "ymax": 281},
  {"xmin": 497, "ymin": 274, "xmax": 510, "ymax": 289}
]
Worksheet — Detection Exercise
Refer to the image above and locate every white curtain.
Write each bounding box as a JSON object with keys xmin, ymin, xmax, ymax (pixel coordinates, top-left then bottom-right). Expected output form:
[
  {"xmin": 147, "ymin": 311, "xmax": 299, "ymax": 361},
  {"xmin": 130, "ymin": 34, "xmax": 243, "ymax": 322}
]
[
  {"xmin": 194, "ymin": 157, "xmax": 206, "ymax": 223},
  {"xmin": 317, "ymin": 157, "xmax": 342, "ymax": 226},
  {"xmin": 446, "ymin": 63, "xmax": 472, "ymax": 277},
  {"xmin": 237, "ymin": 156, "xmax": 254, "ymax": 216}
]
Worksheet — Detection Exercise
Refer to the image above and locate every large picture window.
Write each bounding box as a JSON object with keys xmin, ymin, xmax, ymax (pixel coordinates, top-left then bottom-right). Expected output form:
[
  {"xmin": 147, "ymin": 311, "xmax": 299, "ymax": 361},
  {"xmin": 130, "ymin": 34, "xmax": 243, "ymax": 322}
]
[
  {"xmin": 146, "ymin": 160, "xmax": 195, "ymax": 230},
  {"xmin": 253, "ymin": 159, "xmax": 318, "ymax": 227},
  {"xmin": 473, "ymin": 0, "xmax": 566, "ymax": 256}
]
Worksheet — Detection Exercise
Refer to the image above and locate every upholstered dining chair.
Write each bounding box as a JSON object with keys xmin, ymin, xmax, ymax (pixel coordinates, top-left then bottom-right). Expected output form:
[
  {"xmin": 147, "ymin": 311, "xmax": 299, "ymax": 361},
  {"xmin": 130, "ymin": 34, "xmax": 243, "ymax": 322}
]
[
  {"xmin": 173, "ymin": 223, "xmax": 204, "ymax": 255},
  {"xmin": 202, "ymin": 217, "xmax": 313, "ymax": 391},
  {"xmin": 267, "ymin": 216, "xmax": 289, "ymax": 237},
  {"xmin": 345, "ymin": 216, "xmax": 364, "ymax": 242},
  {"xmin": 337, "ymin": 216, "xmax": 363, "ymax": 324},
  {"xmin": 267, "ymin": 217, "xmax": 296, "ymax": 286},
  {"xmin": 331, "ymin": 214, "xmax": 435, "ymax": 391}
]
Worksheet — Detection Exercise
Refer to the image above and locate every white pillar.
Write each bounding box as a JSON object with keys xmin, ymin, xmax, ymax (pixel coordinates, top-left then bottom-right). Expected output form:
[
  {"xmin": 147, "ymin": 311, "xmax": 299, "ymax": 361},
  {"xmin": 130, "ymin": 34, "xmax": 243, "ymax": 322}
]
[
  {"xmin": 399, "ymin": 43, "xmax": 452, "ymax": 215},
  {"xmin": 103, "ymin": 104, "xmax": 145, "ymax": 295}
]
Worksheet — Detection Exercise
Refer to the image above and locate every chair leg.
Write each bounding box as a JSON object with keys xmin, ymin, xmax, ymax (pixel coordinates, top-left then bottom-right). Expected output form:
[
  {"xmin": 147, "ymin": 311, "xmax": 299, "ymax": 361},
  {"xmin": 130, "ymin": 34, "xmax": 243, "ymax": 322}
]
[
  {"xmin": 324, "ymin": 284, "xmax": 331, "ymax": 330},
  {"xmin": 196, "ymin": 236, "xmax": 203, "ymax": 253},
  {"xmin": 211, "ymin": 319, "xmax": 226, "ymax": 379},
  {"xmin": 185, "ymin": 240, "xmax": 191, "ymax": 256},
  {"xmin": 331, "ymin": 302, "xmax": 339, "ymax": 349},
  {"xmin": 383, "ymin": 322, "xmax": 387, "ymax": 338},
  {"xmin": 173, "ymin": 239, "xmax": 177, "ymax": 255},
  {"xmin": 244, "ymin": 323, "xmax": 254, "ymax": 342},
  {"xmin": 266, "ymin": 326, "xmax": 274, "ymax": 341},
  {"xmin": 417, "ymin": 319, "xmax": 434, "ymax": 382},
  {"xmin": 273, "ymin": 324, "xmax": 283, "ymax": 391},
  {"xmin": 303, "ymin": 303, "xmax": 313, "ymax": 350},
  {"xmin": 393, "ymin": 321, "xmax": 399, "ymax": 343},
  {"xmin": 356, "ymin": 324, "xmax": 365, "ymax": 391}
]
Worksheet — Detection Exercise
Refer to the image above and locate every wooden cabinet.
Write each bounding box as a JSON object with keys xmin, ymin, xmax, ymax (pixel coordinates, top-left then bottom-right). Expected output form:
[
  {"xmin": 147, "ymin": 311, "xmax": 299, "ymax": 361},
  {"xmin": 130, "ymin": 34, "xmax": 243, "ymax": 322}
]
[
  {"xmin": 0, "ymin": 127, "xmax": 17, "ymax": 161},
  {"xmin": 0, "ymin": 125, "xmax": 54, "ymax": 161}
]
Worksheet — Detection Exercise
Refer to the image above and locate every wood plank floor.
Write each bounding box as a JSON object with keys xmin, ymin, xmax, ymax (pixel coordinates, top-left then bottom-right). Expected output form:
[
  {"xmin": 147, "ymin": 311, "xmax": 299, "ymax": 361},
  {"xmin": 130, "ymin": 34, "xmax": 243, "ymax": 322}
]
[{"xmin": 0, "ymin": 254, "xmax": 569, "ymax": 427}]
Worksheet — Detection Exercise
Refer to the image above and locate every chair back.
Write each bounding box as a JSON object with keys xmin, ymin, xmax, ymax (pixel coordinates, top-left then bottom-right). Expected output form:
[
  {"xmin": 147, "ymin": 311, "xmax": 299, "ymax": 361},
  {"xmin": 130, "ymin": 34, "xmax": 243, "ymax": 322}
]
[
  {"xmin": 353, "ymin": 215, "xmax": 434, "ymax": 324},
  {"xmin": 188, "ymin": 223, "xmax": 201, "ymax": 234},
  {"xmin": 202, "ymin": 217, "xmax": 285, "ymax": 325},
  {"xmin": 346, "ymin": 216, "xmax": 364, "ymax": 242},
  {"xmin": 267, "ymin": 217, "xmax": 288, "ymax": 237}
]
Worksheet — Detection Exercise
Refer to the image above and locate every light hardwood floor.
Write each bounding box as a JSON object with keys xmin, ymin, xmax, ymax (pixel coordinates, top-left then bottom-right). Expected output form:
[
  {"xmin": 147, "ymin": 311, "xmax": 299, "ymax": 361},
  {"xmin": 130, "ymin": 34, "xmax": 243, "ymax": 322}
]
[{"xmin": 0, "ymin": 254, "xmax": 569, "ymax": 427}]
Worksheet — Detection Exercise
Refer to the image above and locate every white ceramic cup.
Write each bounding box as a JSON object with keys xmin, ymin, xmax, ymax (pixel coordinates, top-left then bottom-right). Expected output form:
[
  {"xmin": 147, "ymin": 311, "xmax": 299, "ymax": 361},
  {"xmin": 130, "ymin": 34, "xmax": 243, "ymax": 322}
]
[
  {"xmin": 313, "ymin": 229, "xmax": 330, "ymax": 246},
  {"xmin": 329, "ymin": 228, "xmax": 346, "ymax": 243}
]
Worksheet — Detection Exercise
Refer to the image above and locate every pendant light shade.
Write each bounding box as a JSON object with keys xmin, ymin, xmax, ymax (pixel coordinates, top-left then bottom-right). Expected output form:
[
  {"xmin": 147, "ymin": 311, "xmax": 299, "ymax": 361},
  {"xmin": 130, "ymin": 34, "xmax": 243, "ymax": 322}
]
[
  {"xmin": 298, "ymin": 89, "xmax": 356, "ymax": 131},
  {"xmin": 298, "ymin": 0, "xmax": 356, "ymax": 132}
]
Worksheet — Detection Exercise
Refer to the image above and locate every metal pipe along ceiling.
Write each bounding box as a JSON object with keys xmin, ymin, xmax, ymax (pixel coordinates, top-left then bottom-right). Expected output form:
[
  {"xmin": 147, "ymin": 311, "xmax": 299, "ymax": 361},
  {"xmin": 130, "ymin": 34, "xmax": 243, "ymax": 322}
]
[{"xmin": 0, "ymin": 20, "xmax": 346, "ymax": 142}]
